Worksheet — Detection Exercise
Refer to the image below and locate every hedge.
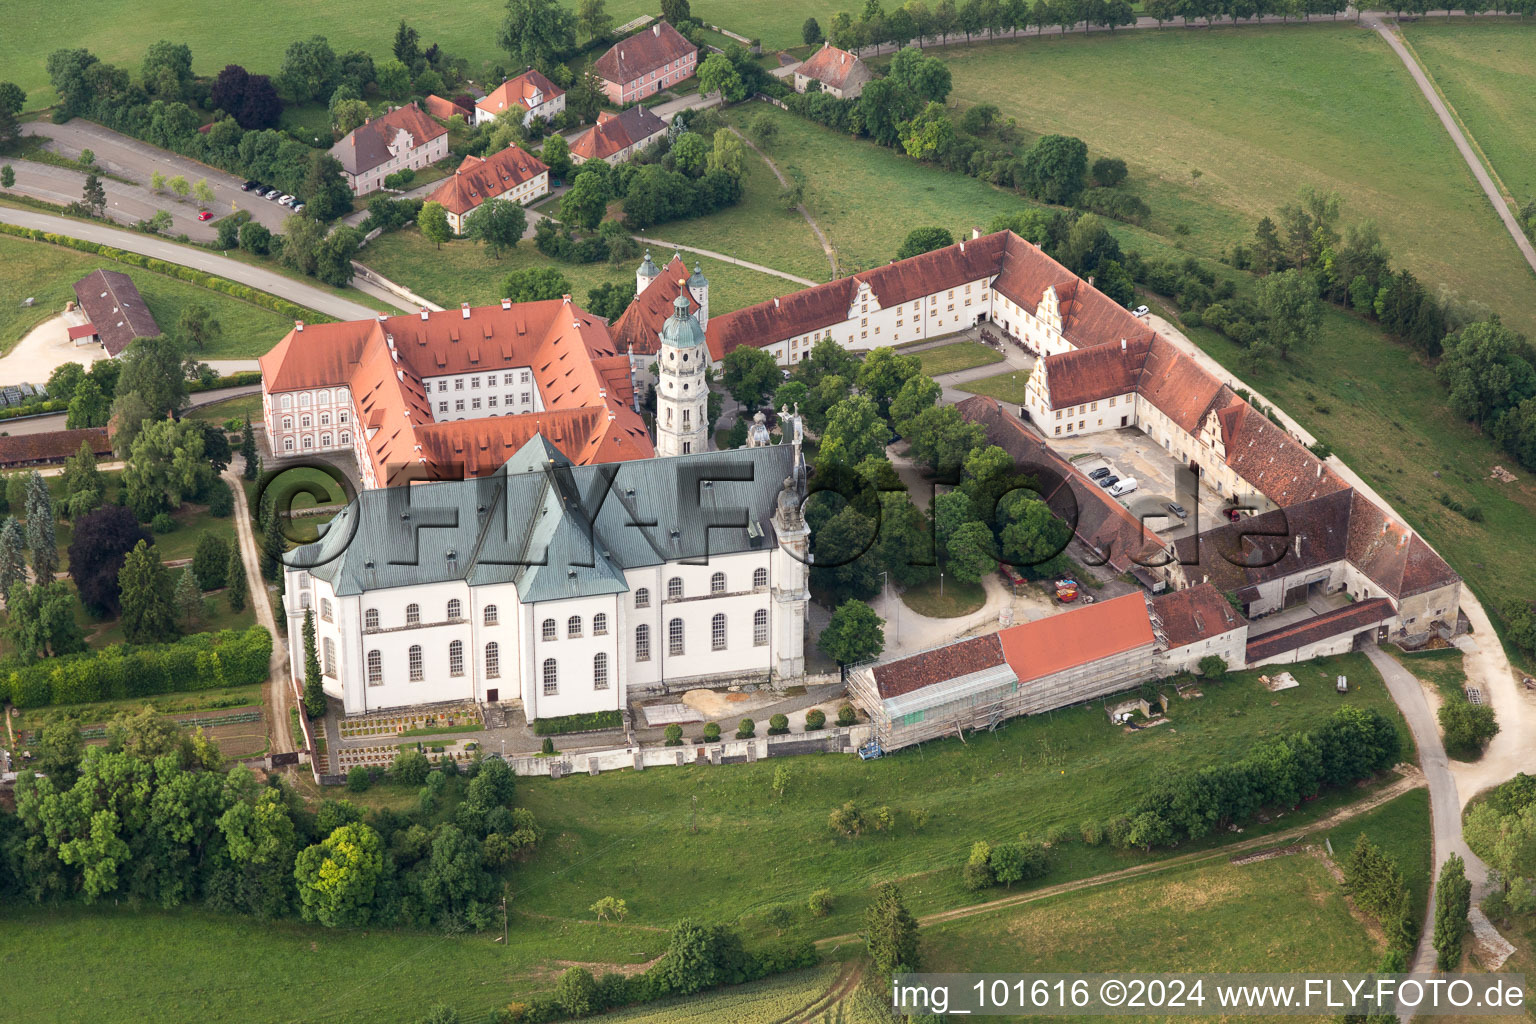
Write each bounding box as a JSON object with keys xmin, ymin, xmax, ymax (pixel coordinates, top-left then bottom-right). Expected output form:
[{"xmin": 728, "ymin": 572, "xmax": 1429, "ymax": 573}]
[
  {"xmin": 530, "ymin": 709, "xmax": 623, "ymax": 736},
  {"xmin": 189, "ymin": 370, "xmax": 264, "ymax": 394},
  {"xmin": 1, "ymin": 625, "xmax": 272, "ymax": 708},
  {"xmin": 0, "ymin": 223, "xmax": 333, "ymax": 326}
]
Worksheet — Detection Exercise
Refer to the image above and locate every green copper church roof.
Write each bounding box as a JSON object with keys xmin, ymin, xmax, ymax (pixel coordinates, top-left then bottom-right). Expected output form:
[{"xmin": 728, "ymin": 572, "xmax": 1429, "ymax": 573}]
[{"xmin": 659, "ymin": 292, "xmax": 705, "ymax": 349}]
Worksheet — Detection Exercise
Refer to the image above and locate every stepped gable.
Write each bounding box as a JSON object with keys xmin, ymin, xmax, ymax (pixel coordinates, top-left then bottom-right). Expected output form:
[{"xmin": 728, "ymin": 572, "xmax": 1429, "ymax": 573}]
[
  {"xmin": 330, "ymin": 102, "xmax": 445, "ymax": 177},
  {"xmin": 1217, "ymin": 400, "xmax": 1345, "ymax": 507},
  {"xmin": 1135, "ymin": 335, "xmax": 1228, "ymax": 434},
  {"xmin": 610, "ymin": 254, "xmax": 695, "ymax": 356}
]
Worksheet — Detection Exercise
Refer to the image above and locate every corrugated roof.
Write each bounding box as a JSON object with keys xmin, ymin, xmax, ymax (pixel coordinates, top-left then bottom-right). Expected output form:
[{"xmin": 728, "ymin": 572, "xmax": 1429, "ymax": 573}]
[{"xmin": 997, "ymin": 593, "xmax": 1156, "ymax": 683}]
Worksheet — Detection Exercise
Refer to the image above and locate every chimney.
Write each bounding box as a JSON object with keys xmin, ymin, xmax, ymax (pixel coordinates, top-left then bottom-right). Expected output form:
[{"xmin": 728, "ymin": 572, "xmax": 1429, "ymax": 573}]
[
  {"xmin": 653, "ymin": 23, "xmax": 660, "ymax": 35},
  {"xmin": 377, "ymin": 313, "xmax": 388, "ymax": 322},
  {"xmin": 461, "ymin": 302, "xmax": 471, "ymax": 319},
  {"xmin": 420, "ymin": 307, "xmax": 430, "ymax": 321},
  {"xmin": 294, "ymin": 320, "xmax": 304, "ymax": 332},
  {"xmin": 501, "ymin": 297, "xmax": 512, "ymax": 310},
  {"xmin": 1087, "ymin": 275, "xmax": 1095, "ymax": 287},
  {"xmin": 972, "ymin": 227, "xmax": 982, "ymax": 240},
  {"xmin": 1121, "ymin": 338, "xmax": 1126, "ymax": 351},
  {"xmin": 774, "ymin": 297, "xmax": 780, "ymax": 308},
  {"xmin": 1294, "ymin": 534, "xmax": 1303, "ymax": 557},
  {"xmin": 562, "ymin": 293, "xmax": 572, "ymax": 304}
]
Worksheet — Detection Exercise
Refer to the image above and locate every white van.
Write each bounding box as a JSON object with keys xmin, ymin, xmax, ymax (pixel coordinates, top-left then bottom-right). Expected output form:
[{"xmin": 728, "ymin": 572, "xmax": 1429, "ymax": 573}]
[{"xmin": 1109, "ymin": 477, "xmax": 1138, "ymax": 497}]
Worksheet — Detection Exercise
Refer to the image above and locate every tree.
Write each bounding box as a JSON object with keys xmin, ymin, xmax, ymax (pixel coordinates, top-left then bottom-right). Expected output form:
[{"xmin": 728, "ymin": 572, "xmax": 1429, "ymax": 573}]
[
  {"xmin": 301, "ymin": 152, "xmax": 353, "ymax": 222},
  {"xmin": 707, "ymin": 129, "xmax": 746, "ymax": 179},
  {"xmin": 662, "ymin": 0, "xmax": 693, "ymax": 23},
  {"xmin": 964, "ymin": 840, "xmax": 995, "ymax": 890},
  {"xmin": 999, "ymin": 496, "xmax": 1070, "ymax": 575},
  {"xmin": 61, "ymin": 440, "xmax": 104, "ymax": 519},
  {"xmin": 331, "ymin": 96, "xmax": 372, "ymax": 134},
  {"xmin": 281, "ymin": 36, "xmax": 339, "ymax": 104},
  {"xmin": 820, "ymin": 395, "xmax": 891, "ymax": 466},
  {"xmin": 240, "ymin": 419, "xmax": 259, "ymax": 479},
  {"xmin": 559, "ymin": 172, "xmax": 609, "ymax": 231},
  {"xmin": 315, "ymin": 225, "xmax": 362, "ymax": 287},
  {"xmin": 302, "ymin": 607, "xmax": 326, "ymax": 718},
  {"xmin": 585, "ymin": 281, "xmax": 630, "ymax": 321},
  {"xmin": 721, "ymin": 346, "xmax": 780, "ymax": 410},
  {"xmin": 0, "ymin": 81, "xmax": 25, "ymax": 149},
  {"xmin": 1198, "ymin": 654, "xmax": 1228, "ymax": 679},
  {"xmin": 1438, "ymin": 319, "xmax": 1536, "ymax": 427},
  {"xmin": 239, "ymin": 220, "xmax": 272, "ymax": 255},
  {"xmin": 5, "ymin": 580, "xmax": 85, "ymax": 661},
  {"xmin": 900, "ymin": 102, "xmax": 955, "ymax": 161},
  {"xmin": 261, "ymin": 507, "xmax": 285, "ymax": 582},
  {"xmin": 803, "ymin": 16, "xmax": 825, "ymax": 43},
  {"xmin": 192, "ymin": 534, "xmax": 231, "ymax": 592},
  {"xmin": 697, "ymin": 54, "xmax": 746, "ymax": 103},
  {"xmin": 294, "ymin": 822, "xmax": 384, "ymax": 927},
  {"xmin": 225, "ymin": 545, "xmax": 248, "ymax": 612},
  {"xmin": 1091, "ymin": 156, "xmax": 1128, "ymax": 188},
  {"xmin": 864, "ymin": 883, "xmax": 919, "ymax": 975},
  {"xmin": 888, "ymin": 46, "xmax": 952, "ymax": 103},
  {"xmin": 905, "ymin": 404, "xmax": 984, "ymax": 475},
  {"xmin": 590, "ymin": 894, "xmax": 629, "ymax": 921},
  {"xmin": 374, "ymin": 58, "xmax": 410, "ymax": 101},
  {"xmin": 945, "ymin": 520, "xmax": 995, "ymax": 583},
  {"xmin": 174, "ymin": 566, "xmax": 203, "ymax": 629},
  {"xmin": 1, "ymin": 165, "xmax": 14, "ymax": 190},
  {"xmin": 1019, "ymin": 133, "xmax": 1088, "ymax": 204},
  {"xmin": 418, "ymin": 201, "xmax": 452, "ymax": 248},
  {"xmin": 895, "ymin": 226, "xmax": 954, "ymax": 261},
  {"xmin": 541, "ymin": 132, "xmax": 571, "ymax": 181},
  {"xmin": 176, "ymin": 303, "xmax": 222, "ymax": 352},
  {"xmin": 116, "ymin": 331, "xmax": 189, "ymax": 424},
  {"xmin": 393, "ymin": 20, "xmax": 421, "ymax": 67},
  {"xmin": 498, "ymin": 0, "xmax": 578, "ymax": 69},
  {"xmin": 466, "ymin": 198, "xmax": 527, "ymax": 259},
  {"xmin": 1434, "ymin": 854, "xmax": 1471, "ymax": 970},
  {"xmin": 24, "ymin": 471, "xmax": 58, "ymax": 583},
  {"xmin": 502, "ymin": 266, "xmax": 571, "ymax": 302},
  {"xmin": 818, "ymin": 599, "xmax": 885, "ymax": 667},
  {"xmin": 671, "ymin": 131, "xmax": 709, "ymax": 177},
  {"xmin": 989, "ymin": 841, "xmax": 1047, "ymax": 887},
  {"xmin": 1439, "ymin": 699, "xmax": 1500, "ymax": 755},
  {"xmin": 142, "ymin": 40, "xmax": 193, "ymax": 98},
  {"xmin": 0, "ymin": 516, "xmax": 25, "ymax": 602},
  {"xmin": 1252, "ymin": 268, "xmax": 1321, "ymax": 362},
  {"xmin": 577, "ymin": 0, "xmax": 614, "ymax": 40},
  {"xmin": 81, "ymin": 172, "xmax": 106, "ymax": 217},
  {"xmin": 124, "ymin": 418, "xmax": 213, "ymax": 519},
  {"xmin": 118, "ymin": 539, "xmax": 178, "ymax": 643},
  {"xmin": 68, "ymin": 506, "xmax": 149, "ymax": 616}
]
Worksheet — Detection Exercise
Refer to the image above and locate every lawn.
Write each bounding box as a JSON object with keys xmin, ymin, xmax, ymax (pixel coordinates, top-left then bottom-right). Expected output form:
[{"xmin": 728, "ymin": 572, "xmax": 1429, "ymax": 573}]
[
  {"xmin": 2, "ymin": 1, "xmax": 829, "ymax": 109},
  {"xmin": 920, "ymin": 852, "xmax": 1384, "ymax": 996},
  {"xmin": 359, "ymin": 228, "xmax": 803, "ymax": 316},
  {"xmin": 914, "ymin": 340, "xmax": 1005, "ymax": 376},
  {"xmin": 958, "ymin": 368, "xmax": 1032, "ymax": 405},
  {"xmin": 187, "ymin": 393, "xmax": 263, "ymax": 426},
  {"xmin": 0, "ymin": 234, "xmax": 295, "ymax": 358},
  {"xmin": 1322, "ymin": 786, "xmax": 1433, "ymax": 928},
  {"xmin": 1402, "ymin": 20, "xmax": 1536, "ymax": 205},
  {"xmin": 1388, "ymin": 647, "xmax": 1469, "ymax": 704},
  {"xmin": 943, "ymin": 25, "xmax": 1536, "ymax": 338},
  {"xmin": 901, "ymin": 576, "xmax": 986, "ymax": 617}
]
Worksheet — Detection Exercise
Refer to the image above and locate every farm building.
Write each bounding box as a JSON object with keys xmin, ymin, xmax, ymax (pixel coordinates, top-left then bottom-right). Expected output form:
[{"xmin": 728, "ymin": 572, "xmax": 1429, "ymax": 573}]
[
  {"xmin": 71, "ymin": 269, "xmax": 160, "ymax": 357},
  {"xmin": 849, "ymin": 593, "xmax": 1161, "ymax": 751}
]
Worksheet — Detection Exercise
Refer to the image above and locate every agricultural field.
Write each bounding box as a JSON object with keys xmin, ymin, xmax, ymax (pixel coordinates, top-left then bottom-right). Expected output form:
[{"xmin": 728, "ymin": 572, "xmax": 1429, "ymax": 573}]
[
  {"xmin": 1402, "ymin": 20, "xmax": 1536, "ymax": 204},
  {"xmin": 0, "ymin": 235, "xmax": 295, "ymax": 358},
  {"xmin": 942, "ymin": 25, "xmax": 1536, "ymax": 338},
  {"xmin": 2, "ymin": 0, "xmax": 826, "ymax": 108},
  {"xmin": 359, "ymin": 229, "xmax": 803, "ymax": 316}
]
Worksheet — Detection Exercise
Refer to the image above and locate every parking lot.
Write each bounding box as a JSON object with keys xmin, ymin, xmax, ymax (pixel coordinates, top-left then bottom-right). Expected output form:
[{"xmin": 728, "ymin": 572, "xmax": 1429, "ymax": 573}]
[{"xmin": 1048, "ymin": 427, "xmax": 1227, "ymax": 543}]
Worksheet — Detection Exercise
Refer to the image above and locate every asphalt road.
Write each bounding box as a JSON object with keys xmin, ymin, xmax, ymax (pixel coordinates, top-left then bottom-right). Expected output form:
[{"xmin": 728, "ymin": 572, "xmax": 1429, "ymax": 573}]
[
  {"xmin": 0, "ymin": 206, "xmax": 381, "ymax": 320},
  {"xmin": 22, "ymin": 120, "xmax": 293, "ymax": 235},
  {"xmin": 7, "ymin": 159, "xmax": 219, "ymax": 241}
]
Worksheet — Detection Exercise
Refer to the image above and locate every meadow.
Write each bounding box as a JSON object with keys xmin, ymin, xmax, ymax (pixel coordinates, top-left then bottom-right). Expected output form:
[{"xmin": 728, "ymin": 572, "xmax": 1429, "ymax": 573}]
[
  {"xmin": 2, "ymin": 0, "xmax": 830, "ymax": 108},
  {"xmin": 0, "ymin": 234, "xmax": 295, "ymax": 358},
  {"xmin": 1402, "ymin": 20, "xmax": 1536, "ymax": 205},
  {"xmin": 942, "ymin": 24, "xmax": 1536, "ymax": 338}
]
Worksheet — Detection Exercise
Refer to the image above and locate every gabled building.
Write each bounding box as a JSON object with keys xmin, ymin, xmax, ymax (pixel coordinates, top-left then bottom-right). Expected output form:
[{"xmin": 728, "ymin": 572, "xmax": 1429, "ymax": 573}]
[
  {"xmin": 71, "ymin": 269, "xmax": 160, "ymax": 357},
  {"xmin": 329, "ymin": 102, "xmax": 449, "ymax": 195},
  {"xmin": 258, "ymin": 297, "xmax": 652, "ymax": 489},
  {"xmin": 427, "ymin": 144, "xmax": 550, "ymax": 234},
  {"xmin": 793, "ymin": 43, "xmax": 873, "ymax": 99},
  {"xmin": 569, "ymin": 105, "xmax": 669, "ymax": 166},
  {"xmin": 593, "ymin": 20, "xmax": 698, "ymax": 105},
  {"xmin": 475, "ymin": 69, "xmax": 566, "ymax": 127},
  {"xmin": 286, "ymin": 436, "xmax": 810, "ymax": 718},
  {"xmin": 423, "ymin": 94, "xmax": 473, "ymax": 121}
]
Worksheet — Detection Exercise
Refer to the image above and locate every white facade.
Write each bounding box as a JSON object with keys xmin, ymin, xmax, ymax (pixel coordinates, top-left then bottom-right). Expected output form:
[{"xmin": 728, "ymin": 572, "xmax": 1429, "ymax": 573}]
[
  {"xmin": 655, "ymin": 295, "xmax": 710, "ymax": 458},
  {"xmin": 423, "ymin": 364, "xmax": 544, "ymax": 422},
  {"xmin": 342, "ymin": 127, "xmax": 450, "ymax": 196},
  {"xmin": 263, "ymin": 383, "xmax": 355, "ymax": 456}
]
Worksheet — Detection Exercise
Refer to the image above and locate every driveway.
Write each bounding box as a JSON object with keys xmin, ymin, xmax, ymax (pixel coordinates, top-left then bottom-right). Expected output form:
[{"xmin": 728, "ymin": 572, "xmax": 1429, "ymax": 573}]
[{"xmin": 23, "ymin": 121, "xmax": 293, "ymax": 235}]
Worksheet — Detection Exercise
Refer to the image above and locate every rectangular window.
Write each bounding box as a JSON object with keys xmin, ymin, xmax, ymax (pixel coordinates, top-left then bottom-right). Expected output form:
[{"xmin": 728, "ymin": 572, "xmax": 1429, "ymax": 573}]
[
  {"xmin": 455, "ymin": 400, "xmax": 465, "ymax": 412},
  {"xmin": 438, "ymin": 402, "xmax": 447, "ymax": 413},
  {"xmin": 455, "ymin": 379, "xmax": 464, "ymax": 390},
  {"xmin": 521, "ymin": 392, "xmax": 530, "ymax": 404},
  {"xmin": 472, "ymin": 398, "xmax": 481, "ymax": 410},
  {"xmin": 437, "ymin": 381, "xmax": 447, "ymax": 392},
  {"xmin": 471, "ymin": 377, "xmax": 480, "ymax": 388},
  {"xmin": 504, "ymin": 373, "xmax": 516, "ymax": 385},
  {"xmin": 488, "ymin": 395, "xmax": 497, "ymax": 407}
]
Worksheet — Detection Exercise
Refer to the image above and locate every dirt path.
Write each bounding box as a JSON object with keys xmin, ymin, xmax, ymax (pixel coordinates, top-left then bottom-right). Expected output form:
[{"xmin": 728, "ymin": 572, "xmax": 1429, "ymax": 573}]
[
  {"xmin": 814, "ymin": 772, "xmax": 1425, "ymax": 946},
  {"xmin": 224, "ymin": 464, "xmax": 294, "ymax": 756},
  {"xmin": 730, "ymin": 126, "xmax": 838, "ymax": 280}
]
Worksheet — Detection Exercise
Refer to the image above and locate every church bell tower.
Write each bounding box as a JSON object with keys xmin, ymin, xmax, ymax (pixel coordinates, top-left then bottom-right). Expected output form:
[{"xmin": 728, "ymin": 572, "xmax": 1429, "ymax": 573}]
[{"xmin": 655, "ymin": 292, "xmax": 709, "ymax": 457}]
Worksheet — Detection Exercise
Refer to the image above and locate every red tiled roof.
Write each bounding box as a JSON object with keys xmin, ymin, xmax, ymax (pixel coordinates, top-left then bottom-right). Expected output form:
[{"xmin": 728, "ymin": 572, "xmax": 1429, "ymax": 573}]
[
  {"xmin": 72, "ymin": 269, "xmax": 160, "ymax": 357},
  {"xmin": 570, "ymin": 105, "xmax": 667, "ymax": 162},
  {"xmin": 66, "ymin": 323, "xmax": 99, "ymax": 341},
  {"xmin": 997, "ymin": 593, "xmax": 1156, "ymax": 683},
  {"xmin": 1134, "ymin": 336, "xmax": 1227, "ymax": 433},
  {"xmin": 423, "ymin": 94, "xmax": 471, "ymax": 120},
  {"xmin": 1038, "ymin": 337, "xmax": 1150, "ymax": 408},
  {"xmin": 330, "ymin": 102, "xmax": 446, "ymax": 176},
  {"xmin": 871, "ymin": 634, "xmax": 1007, "ymax": 700},
  {"xmin": 0, "ymin": 427, "xmax": 112, "ymax": 468},
  {"xmin": 1150, "ymin": 583, "xmax": 1246, "ymax": 649},
  {"xmin": 1217, "ymin": 401, "xmax": 1346, "ymax": 507},
  {"xmin": 1344, "ymin": 491, "xmax": 1460, "ymax": 600},
  {"xmin": 611, "ymin": 255, "xmax": 696, "ymax": 355},
  {"xmin": 477, "ymin": 69, "xmax": 563, "ymax": 119},
  {"xmin": 428, "ymin": 145, "xmax": 548, "ymax": 217},
  {"xmin": 796, "ymin": 43, "xmax": 870, "ymax": 90},
  {"xmin": 706, "ymin": 278, "xmax": 856, "ymax": 360},
  {"xmin": 1245, "ymin": 598, "xmax": 1394, "ymax": 662},
  {"xmin": 594, "ymin": 21, "xmax": 697, "ymax": 86}
]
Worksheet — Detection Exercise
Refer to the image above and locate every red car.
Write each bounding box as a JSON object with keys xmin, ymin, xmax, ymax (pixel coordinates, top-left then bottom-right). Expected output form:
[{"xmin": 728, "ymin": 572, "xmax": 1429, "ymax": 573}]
[{"xmin": 197, "ymin": 210, "xmax": 213, "ymax": 221}]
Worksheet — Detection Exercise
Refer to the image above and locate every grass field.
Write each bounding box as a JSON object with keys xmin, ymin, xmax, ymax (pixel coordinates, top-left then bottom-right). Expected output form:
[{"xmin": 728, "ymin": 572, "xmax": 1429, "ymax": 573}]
[
  {"xmin": 921, "ymin": 852, "xmax": 1384, "ymax": 1005},
  {"xmin": 958, "ymin": 369, "xmax": 1032, "ymax": 405},
  {"xmin": 914, "ymin": 340, "xmax": 1004, "ymax": 376},
  {"xmin": 360, "ymin": 228, "xmax": 802, "ymax": 315},
  {"xmin": 0, "ymin": 235, "xmax": 295, "ymax": 358},
  {"xmin": 901, "ymin": 576, "xmax": 987, "ymax": 617},
  {"xmin": 2, "ymin": 0, "xmax": 829, "ymax": 109},
  {"xmin": 1321, "ymin": 787, "xmax": 1433, "ymax": 927},
  {"xmin": 1403, "ymin": 20, "xmax": 1536, "ymax": 205},
  {"xmin": 943, "ymin": 25, "xmax": 1536, "ymax": 337},
  {"xmin": 186, "ymin": 393, "xmax": 263, "ymax": 425}
]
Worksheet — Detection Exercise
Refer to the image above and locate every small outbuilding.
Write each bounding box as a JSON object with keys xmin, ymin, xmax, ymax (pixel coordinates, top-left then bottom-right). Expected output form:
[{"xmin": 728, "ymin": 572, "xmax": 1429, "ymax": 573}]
[{"xmin": 71, "ymin": 269, "xmax": 160, "ymax": 357}]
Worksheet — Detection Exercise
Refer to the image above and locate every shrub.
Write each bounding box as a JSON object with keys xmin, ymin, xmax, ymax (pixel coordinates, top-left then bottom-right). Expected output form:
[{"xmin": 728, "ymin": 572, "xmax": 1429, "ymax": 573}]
[
  {"xmin": 837, "ymin": 705, "xmax": 856, "ymax": 727},
  {"xmin": 805, "ymin": 708, "xmax": 826, "ymax": 730},
  {"xmin": 392, "ymin": 749, "xmax": 431, "ymax": 785},
  {"xmin": 1198, "ymin": 655, "xmax": 1228, "ymax": 679},
  {"xmin": 989, "ymin": 841, "xmax": 1049, "ymax": 887},
  {"xmin": 828, "ymin": 801, "xmax": 865, "ymax": 837},
  {"xmin": 736, "ymin": 717, "xmax": 755, "ymax": 739},
  {"xmin": 541, "ymin": 737, "xmax": 556, "ymax": 755},
  {"xmin": 807, "ymin": 888, "xmax": 834, "ymax": 917},
  {"xmin": 207, "ymin": 485, "xmax": 234, "ymax": 517},
  {"xmin": 768, "ymin": 713, "xmax": 789, "ymax": 735},
  {"xmin": 150, "ymin": 512, "xmax": 177, "ymax": 533},
  {"xmin": 346, "ymin": 765, "xmax": 371, "ymax": 792},
  {"xmin": 383, "ymin": 169, "xmax": 416, "ymax": 189},
  {"xmin": 702, "ymin": 721, "xmax": 721, "ymax": 742},
  {"xmin": 1043, "ymin": 824, "xmax": 1069, "ymax": 846},
  {"xmin": 963, "ymin": 840, "xmax": 994, "ymax": 891},
  {"xmin": 761, "ymin": 903, "xmax": 793, "ymax": 933},
  {"xmin": 1080, "ymin": 820, "xmax": 1104, "ymax": 845},
  {"xmin": 664, "ymin": 723, "xmax": 683, "ymax": 746},
  {"xmin": 531, "ymin": 709, "xmax": 622, "ymax": 735}
]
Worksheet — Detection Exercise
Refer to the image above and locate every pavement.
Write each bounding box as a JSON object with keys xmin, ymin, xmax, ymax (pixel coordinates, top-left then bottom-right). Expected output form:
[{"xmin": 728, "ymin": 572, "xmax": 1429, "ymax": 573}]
[
  {"xmin": 0, "ymin": 206, "xmax": 382, "ymax": 321},
  {"xmin": 225, "ymin": 457, "xmax": 296, "ymax": 758},
  {"xmin": 4, "ymin": 159, "xmax": 226, "ymax": 242},
  {"xmin": 22, "ymin": 120, "xmax": 293, "ymax": 236}
]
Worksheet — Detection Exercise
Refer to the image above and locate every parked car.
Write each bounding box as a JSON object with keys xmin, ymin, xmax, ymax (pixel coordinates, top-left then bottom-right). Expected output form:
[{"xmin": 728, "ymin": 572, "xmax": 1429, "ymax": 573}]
[
  {"xmin": 264, "ymin": 189, "xmax": 282, "ymax": 200},
  {"xmin": 1132, "ymin": 305, "xmax": 1150, "ymax": 318},
  {"xmin": 1097, "ymin": 474, "xmax": 1119, "ymax": 489},
  {"xmin": 1109, "ymin": 477, "xmax": 1139, "ymax": 497},
  {"xmin": 277, "ymin": 195, "xmax": 295, "ymax": 206},
  {"xmin": 197, "ymin": 210, "xmax": 213, "ymax": 221},
  {"xmin": 1088, "ymin": 467, "xmax": 1112, "ymax": 481},
  {"xmin": 1167, "ymin": 502, "xmax": 1188, "ymax": 519},
  {"xmin": 291, "ymin": 202, "xmax": 305, "ymax": 213},
  {"xmin": 1224, "ymin": 507, "xmax": 1248, "ymax": 522},
  {"xmin": 240, "ymin": 180, "xmax": 258, "ymax": 192}
]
